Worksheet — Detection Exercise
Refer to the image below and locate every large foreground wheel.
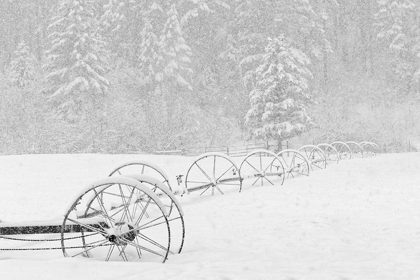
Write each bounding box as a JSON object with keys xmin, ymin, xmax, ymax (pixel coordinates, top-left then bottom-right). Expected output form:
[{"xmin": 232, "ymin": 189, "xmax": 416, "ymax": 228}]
[
  {"xmin": 277, "ymin": 149, "xmax": 310, "ymax": 178},
  {"xmin": 61, "ymin": 176, "xmax": 171, "ymax": 262},
  {"xmin": 109, "ymin": 161, "xmax": 173, "ymax": 192},
  {"xmin": 126, "ymin": 174, "xmax": 185, "ymax": 254},
  {"xmin": 298, "ymin": 145, "xmax": 327, "ymax": 170},
  {"xmin": 239, "ymin": 149, "xmax": 285, "ymax": 187},
  {"xmin": 317, "ymin": 143, "xmax": 340, "ymax": 164},
  {"xmin": 184, "ymin": 152, "xmax": 242, "ymax": 196}
]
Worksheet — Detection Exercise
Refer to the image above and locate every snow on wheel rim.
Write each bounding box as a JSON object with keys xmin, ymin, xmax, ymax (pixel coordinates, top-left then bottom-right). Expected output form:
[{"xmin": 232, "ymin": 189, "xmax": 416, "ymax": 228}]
[{"xmin": 108, "ymin": 160, "xmax": 173, "ymax": 192}]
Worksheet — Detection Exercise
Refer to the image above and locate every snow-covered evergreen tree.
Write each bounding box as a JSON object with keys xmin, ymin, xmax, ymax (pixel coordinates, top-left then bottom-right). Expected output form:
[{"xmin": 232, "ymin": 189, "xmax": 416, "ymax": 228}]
[
  {"xmin": 156, "ymin": 4, "xmax": 193, "ymax": 90},
  {"xmin": 43, "ymin": 0, "xmax": 109, "ymax": 120},
  {"xmin": 99, "ymin": 0, "xmax": 127, "ymax": 59},
  {"xmin": 375, "ymin": 0, "xmax": 420, "ymax": 94},
  {"xmin": 245, "ymin": 36, "xmax": 314, "ymax": 142},
  {"xmin": 8, "ymin": 41, "xmax": 37, "ymax": 89},
  {"xmin": 139, "ymin": 16, "xmax": 160, "ymax": 85}
]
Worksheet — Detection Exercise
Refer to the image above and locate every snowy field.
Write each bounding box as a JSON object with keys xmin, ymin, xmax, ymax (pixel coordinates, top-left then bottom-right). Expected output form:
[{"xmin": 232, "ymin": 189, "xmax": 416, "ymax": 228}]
[{"xmin": 0, "ymin": 152, "xmax": 419, "ymax": 279}]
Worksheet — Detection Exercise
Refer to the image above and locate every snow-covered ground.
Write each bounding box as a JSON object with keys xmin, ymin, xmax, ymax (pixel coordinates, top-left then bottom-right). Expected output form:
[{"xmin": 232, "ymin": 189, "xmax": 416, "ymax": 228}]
[{"xmin": 0, "ymin": 152, "xmax": 419, "ymax": 279}]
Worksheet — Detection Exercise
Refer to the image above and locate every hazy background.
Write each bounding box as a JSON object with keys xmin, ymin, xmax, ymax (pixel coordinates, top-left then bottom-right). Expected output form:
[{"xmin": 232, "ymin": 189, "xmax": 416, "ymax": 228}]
[{"xmin": 1, "ymin": 0, "xmax": 419, "ymax": 155}]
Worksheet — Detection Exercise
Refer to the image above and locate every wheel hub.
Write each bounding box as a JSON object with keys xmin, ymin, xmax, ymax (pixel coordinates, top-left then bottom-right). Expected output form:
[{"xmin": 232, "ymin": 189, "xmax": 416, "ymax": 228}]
[{"xmin": 106, "ymin": 223, "xmax": 137, "ymax": 245}]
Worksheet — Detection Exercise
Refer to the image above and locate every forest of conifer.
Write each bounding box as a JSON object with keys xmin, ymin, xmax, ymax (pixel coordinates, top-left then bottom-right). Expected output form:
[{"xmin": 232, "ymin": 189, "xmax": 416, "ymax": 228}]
[{"xmin": 1, "ymin": 0, "xmax": 419, "ymax": 154}]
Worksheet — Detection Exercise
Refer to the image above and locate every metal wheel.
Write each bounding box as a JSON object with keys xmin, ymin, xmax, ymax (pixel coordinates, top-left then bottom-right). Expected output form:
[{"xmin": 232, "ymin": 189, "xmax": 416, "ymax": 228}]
[
  {"xmin": 126, "ymin": 174, "xmax": 185, "ymax": 254},
  {"xmin": 277, "ymin": 149, "xmax": 310, "ymax": 178},
  {"xmin": 346, "ymin": 141, "xmax": 364, "ymax": 157},
  {"xmin": 184, "ymin": 152, "xmax": 242, "ymax": 196},
  {"xmin": 109, "ymin": 161, "xmax": 173, "ymax": 192},
  {"xmin": 61, "ymin": 176, "xmax": 171, "ymax": 262},
  {"xmin": 317, "ymin": 143, "xmax": 340, "ymax": 164},
  {"xmin": 360, "ymin": 141, "xmax": 379, "ymax": 156},
  {"xmin": 298, "ymin": 145, "xmax": 327, "ymax": 170},
  {"xmin": 331, "ymin": 141, "xmax": 352, "ymax": 160},
  {"xmin": 239, "ymin": 149, "xmax": 285, "ymax": 187}
]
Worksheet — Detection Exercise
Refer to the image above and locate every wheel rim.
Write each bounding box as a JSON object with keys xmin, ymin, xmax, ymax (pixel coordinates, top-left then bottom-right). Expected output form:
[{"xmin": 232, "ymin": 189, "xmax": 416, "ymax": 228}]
[
  {"xmin": 62, "ymin": 177, "xmax": 171, "ymax": 262},
  {"xmin": 109, "ymin": 161, "xmax": 172, "ymax": 192}
]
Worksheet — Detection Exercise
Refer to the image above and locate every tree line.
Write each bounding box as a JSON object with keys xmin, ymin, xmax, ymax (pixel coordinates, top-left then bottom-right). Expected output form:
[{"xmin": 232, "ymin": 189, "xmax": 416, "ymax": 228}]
[{"xmin": 0, "ymin": 0, "xmax": 419, "ymax": 155}]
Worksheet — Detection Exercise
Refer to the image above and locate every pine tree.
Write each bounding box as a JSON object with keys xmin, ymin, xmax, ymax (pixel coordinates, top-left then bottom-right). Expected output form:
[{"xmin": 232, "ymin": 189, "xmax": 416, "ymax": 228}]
[
  {"xmin": 139, "ymin": 16, "xmax": 160, "ymax": 85},
  {"xmin": 375, "ymin": 0, "xmax": 420, "ymax": 94},
  {"xmin": 8, "ymin": 41, "xmax": 37, "ymax": 89},
  {"xmin": 43, "ymin": 0, "xmax": 109, "ymax": 120},
  {"xmin": 156, "ymin": 4, "xmax": 193, "ymax": 90},
  {"xmin": 245, "ymin": 36, "xmax": 314, "ymax": 142},
  {"xmin": 99, "ymin": 0, "xmax": 127, "ymax": 59}
]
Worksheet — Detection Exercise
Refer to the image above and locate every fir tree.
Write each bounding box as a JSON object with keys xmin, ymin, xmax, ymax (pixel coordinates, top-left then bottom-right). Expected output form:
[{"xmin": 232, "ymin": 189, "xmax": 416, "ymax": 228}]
[
  {"xmin": 245, "ymin": 36, "xmax": 314, "ymax": 142},
  {"xmin": 8, "ymin": 41, "xmax": 37, "ymax": 89},
  {"xmin": 43, "ymin": 0, "xmax": 109, "ymax": 120},
  {"xmin": 156, "ymin": 4, "xmax": 193, "ymax": 90},
  {"xmin": 99, "ymin": 0, "xmax": 127, "ymax": 59},
  {"xmin": 375, "ymin": 0, "xmax": 420, "ymax": 94},
  {"xmin": 139, "ymin": 16, "xmax": 160, "ymax": 85}
]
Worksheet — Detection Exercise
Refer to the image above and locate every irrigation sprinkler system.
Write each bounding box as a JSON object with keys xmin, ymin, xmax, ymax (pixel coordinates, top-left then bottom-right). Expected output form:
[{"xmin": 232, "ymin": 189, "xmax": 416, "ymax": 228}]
[{"xmin": 0, "ymin": 141, "xmax": 380, "ymax": 262}]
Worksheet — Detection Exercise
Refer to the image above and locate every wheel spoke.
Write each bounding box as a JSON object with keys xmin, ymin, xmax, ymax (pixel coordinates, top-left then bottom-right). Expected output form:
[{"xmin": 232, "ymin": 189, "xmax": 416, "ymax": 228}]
[
  {"xmin": 135, "ymin": 197, "xmax": 152, "ymax": 226},
  {"xmin": 214, "ymin": 185, "xmax": 224, "ymax": 195},
  {"xmin": 121, "ymin": 237, "xmax": 168, "ymax": 258},
  {"xmin": 105, "ymin": 245, "xmax": 116, "ymax": 261},
  {"xmin": 199, "ymin": 185, "xmax": 212, "ymax": 196},
  {"xmin": 94, "ymin": 190, "xmax": 114, "ymax": 227},
  {"xmin": 67, "ymin": 217, "xmax": 108, "ymax": 236},
  {"xmin": 136, "ymin": 216, "xmax": 166, "ymax": 231},
  {"xmin": 194, "ymin": 162, "xmax": 213, "ymax": 182},
  {"xmin": 115, "ymin": 244, "xmax": 129, "ymax": 261},
  {"xmin": 244, "ymin": 159, "xmax": 261, "ymax": 174},
  {"xmin": 69, "ymin": 239, "xmax": 110, "ymax": 258},
  {"xmin": 213, "ymin": 156, "xmax": 216, "ymax": 178},
  {"xmin": 216, "ymin": 164, "xmax": 235, "ymax": 182},
  {"xmin": 137, "ymin": 232, "xmax": 171, "ymax": 253}
]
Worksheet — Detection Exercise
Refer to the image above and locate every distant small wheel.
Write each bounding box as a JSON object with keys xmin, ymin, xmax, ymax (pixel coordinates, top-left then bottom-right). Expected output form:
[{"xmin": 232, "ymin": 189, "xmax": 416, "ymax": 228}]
[
  {"xmin": 298, "ymin": 145, "xmax": 327, "ymax": 170},
  {"xmin": 331, "ymin": 141, "xmax": 352, "ymax": 160},
  {"xmin": 360, "ymin": 141, "xmax": 379, "ymax": 156},
  {"xmin": 239, "ymin": 149, "xmax": 285, "ymax": 187},
  {"xmin": 184, "ymin": 152, "xmax": 242, "ymax": 196},
  {"xmin": 109, "ymin": 161, "xmax": 173, "ymax": 192},
  {"xmin": 62, "ymin": 176, "xmax": 171, "ymax": 262},
  {"xmin": 346, "ymin": 141, "xmax": 364, "ymax": 157},
  {"xmin": 317, "ymin": 143, "xmax": 340, "ymax": 164},
  {"xmin": 277, "ymin": 149, "xmax": 310, "ymax": 178}
]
